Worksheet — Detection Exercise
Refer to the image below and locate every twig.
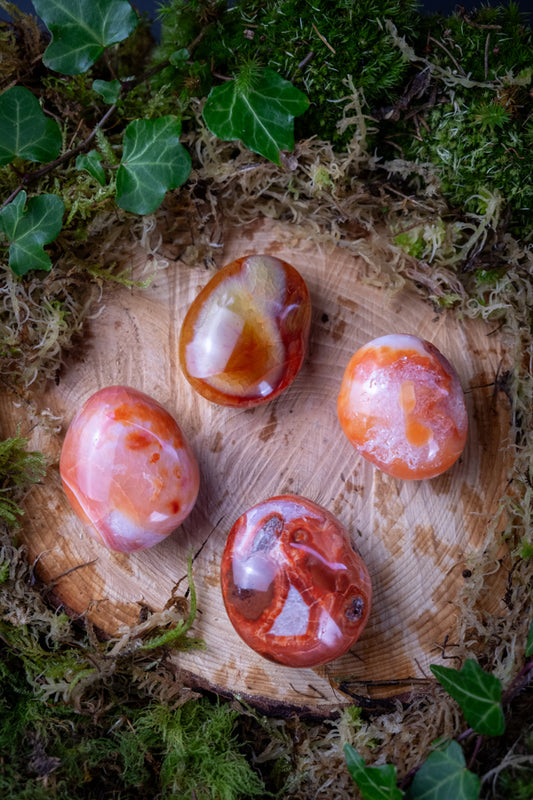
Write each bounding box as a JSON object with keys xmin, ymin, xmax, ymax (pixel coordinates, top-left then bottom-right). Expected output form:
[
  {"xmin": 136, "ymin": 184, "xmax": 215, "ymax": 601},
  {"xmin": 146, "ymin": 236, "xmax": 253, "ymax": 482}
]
[
  {"xmin": 428, "ymin": 36, "xmax": 466, "ymax": 76},
  {"xmin": 312, "ymin": 23, "xmax": 336, "ymax": 54},
  {"xmin": 468, "ymin": 734, "xmax": 484, "ymax": 770},
  {"xmin": 484, "ymin": 33, "xmax": 490, "ymax": 80},
  {"xmin": 501, "ymin": 658, "xmax": 533, "ymax": 704},
  {"xmin": 0, "ymin": 103, "xmax": 117, "ymax": 210},
  {"xmin": 295, "ymin": 50, "xmax": 314, "ymax": 72},
  {"xmin": 48, "ymin": 559, "xmax": 98, "ymax": 585},
  {"xmin": 463, "ymin": 15, "xmax": 502, "ymax": 31}
]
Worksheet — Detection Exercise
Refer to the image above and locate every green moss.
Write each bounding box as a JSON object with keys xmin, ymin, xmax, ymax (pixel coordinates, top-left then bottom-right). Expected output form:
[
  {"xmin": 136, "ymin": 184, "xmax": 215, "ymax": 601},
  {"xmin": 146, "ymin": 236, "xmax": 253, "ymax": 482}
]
[
  {"xmin": 156, "ymin": 0, "xmax": 420, "ymax": 144},
  {"xmin": 518, "ymin": 541, "xmax": 533, "ymax": 560},
  {"xmin": 385, "ymin": 5, "xmax": 533, "ymax": 238},
  {"xmin": 0, "ymin": 640, "xmax": 267, "ymax": 800},
  {"xmin": 400, "ymin": 96, "xmax": 533, "ymax": 234},
  {"xmin": 0, "ymin": 431, "xmax": 45, "ymax": 527},
  {"xmin": 421, "ymin": 3, "xmax": 533, "ymax": 81},
  {"xmin": 134, "ymin": 699, "xmax": 267, "ymax": 799}
]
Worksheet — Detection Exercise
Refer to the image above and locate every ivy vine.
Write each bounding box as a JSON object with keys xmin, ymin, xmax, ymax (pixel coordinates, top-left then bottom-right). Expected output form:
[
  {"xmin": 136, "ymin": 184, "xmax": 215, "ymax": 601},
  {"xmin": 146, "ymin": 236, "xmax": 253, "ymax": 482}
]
[
  {"xmin": 345, "ymin": 633, "xmax": 533, "ymax": 799},
  {"xmin": 0, "ymin": 0, "xmax": 308, "ymax": 274}
]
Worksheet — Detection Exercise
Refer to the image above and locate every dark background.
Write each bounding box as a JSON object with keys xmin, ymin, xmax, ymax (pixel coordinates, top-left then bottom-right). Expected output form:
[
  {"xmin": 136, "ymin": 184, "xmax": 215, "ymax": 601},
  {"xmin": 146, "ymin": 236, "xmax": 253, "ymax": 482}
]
[{"xmin": 2, "ymin": 1, "xmax": 533, "ymax": 33}]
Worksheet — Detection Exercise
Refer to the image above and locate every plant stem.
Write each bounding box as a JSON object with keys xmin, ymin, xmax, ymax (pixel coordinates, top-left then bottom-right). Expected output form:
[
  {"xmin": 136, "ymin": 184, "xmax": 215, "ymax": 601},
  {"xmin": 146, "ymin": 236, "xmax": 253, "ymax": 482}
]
[
  {"xmin": 467, "ymin": 734, "xmax": 484, "ymax": 770},
  {"xmin": 0, "ymin": 19, "xmax": 216, "ymax": 213},
  {"xmin": 0, "ymin": 103, "xmax": 117, "ymax": 210},
  {"xmin": 502, "ymin": 659, "xmax": 533, "ymax": 704}
]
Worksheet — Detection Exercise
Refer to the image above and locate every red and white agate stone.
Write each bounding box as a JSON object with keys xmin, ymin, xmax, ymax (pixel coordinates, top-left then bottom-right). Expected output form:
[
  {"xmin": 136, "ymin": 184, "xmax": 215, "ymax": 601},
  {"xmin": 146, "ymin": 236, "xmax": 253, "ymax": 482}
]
[
  {"xmin": 337, "ymin": 334, "xmax": 468, "ymax": 480},
  {"xmin": 179, "ymin": 254, "xmax": 311, "ymax": 407},
  {"xmin": 220, "ymin": 495, "xmax": 372, "ymax": 668},
  {"xmin": 60, "ymin": 386, "xmax": 200, "ymax": 553}
]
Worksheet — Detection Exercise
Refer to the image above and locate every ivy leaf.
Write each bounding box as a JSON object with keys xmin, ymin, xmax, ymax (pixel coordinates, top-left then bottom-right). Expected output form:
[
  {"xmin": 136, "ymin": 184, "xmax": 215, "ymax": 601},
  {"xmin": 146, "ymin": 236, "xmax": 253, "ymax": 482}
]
[
  {"xmin": 431, "ymin": 659, "xmax": 505, "ymax": 736},
  {"xmin": 0, "ymin": 191, "xmax": 65, "ymax": 276},
  {"xmin": 407, "ymin": 740, "xmax": 481, "ymax": 800},
  {"xmin": 0, "ymin": 86, "xmax": 62, "ymax": 166},
  {"xmin": 92, "ymin": 79, "xmax": 121, "ymax": 104},
  {"xmin": 202, "ymin": 67, "xmax": 309, "ymax": 165},
  {"xmin": 116, "ymin": 116, "xmax": 191, "ymax": 215},
  {"xmin": 76, "ymin": 150, "xmax": 106, "ymax": 185},
  {"xmin": 32, "ymin": 0, "xmax": 138, "ymax": 75},
  {"xmin": 344, "ymin": 744, "xmax": 404, "ymax": 800},
  {"xmin": 169, "ymin": 48, "xmax": 189, "ymax": 66},
  {"xmin": 526, "ymin": 618, "xmax": 533, "ymax": 658}
]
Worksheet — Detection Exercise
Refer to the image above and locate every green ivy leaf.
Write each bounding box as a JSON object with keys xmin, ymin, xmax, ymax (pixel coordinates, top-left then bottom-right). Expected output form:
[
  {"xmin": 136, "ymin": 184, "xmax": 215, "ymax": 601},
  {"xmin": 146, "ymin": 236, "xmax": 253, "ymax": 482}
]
[
  {"xmin": 0, "ymin": 191, "xmax": 65, "ymax": 276},
  {"xmin": 202, "ymin": 67, "xmax": 309, "ymax": 165},
  {"xmin": 431, "ymin": 659, "xmax": 505, "ymax": 736},
  {"xmin": 92, "ymin": 79, "xmax": 121, "ymax": 104},
  {"xmin": 407, "ymin": 741, "xmax": 481, "ymax": 800},
  {"xmin": 526, "ymin": 618, "xmax": 533, "ymax": 658},
  {"xmin": 76, "ymin": 150, "xmax": 106, "ymax": 185},
  {"xmin": 344, "ymin": 744, "xmax": 404, "ymax": 800},
  {"xmin": 32, "ymin": 0, "xmax": 138, "ymax": 75},
  {"xmin": 169, "ymin": 48, "xmax": 189, "ymax": 66},
  {"xmin": 0, "ymin": 86, "xmax": 62, "ymax": 166},
  {"xmin": 116, "ymin": 116, "xmax": 191, "ymax": 215}
]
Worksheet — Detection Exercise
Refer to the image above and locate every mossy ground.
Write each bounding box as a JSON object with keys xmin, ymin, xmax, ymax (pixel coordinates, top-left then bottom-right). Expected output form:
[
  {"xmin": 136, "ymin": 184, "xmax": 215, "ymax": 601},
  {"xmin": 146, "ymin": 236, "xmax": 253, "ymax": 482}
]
[{"xmin": 1, "ymin": 1, "xmax": 533, "ymax": 798}]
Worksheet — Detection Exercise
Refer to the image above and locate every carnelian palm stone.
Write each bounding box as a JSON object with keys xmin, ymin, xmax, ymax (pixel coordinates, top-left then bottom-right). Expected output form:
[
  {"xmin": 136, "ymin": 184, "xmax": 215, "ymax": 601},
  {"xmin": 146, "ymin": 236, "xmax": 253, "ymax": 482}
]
[
  {"xmin": 337, "ymin": 334, "xmax": 468, "ymax": 480},
  {"xmin": 60, "ymin": 386, "xmax": 200, "ymax": 553},
  {"xmin": 220, "ymin": 495, "xmax": 372, "ymax": 668},
  {"xmin": 179, "ymin": 254, "xmax": 311, "ymax": 407}
]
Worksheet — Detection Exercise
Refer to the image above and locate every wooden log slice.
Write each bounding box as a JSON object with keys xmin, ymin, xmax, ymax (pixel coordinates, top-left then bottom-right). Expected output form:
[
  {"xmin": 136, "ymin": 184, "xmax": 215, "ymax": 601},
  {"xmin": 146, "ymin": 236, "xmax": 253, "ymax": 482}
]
[{"xmin": 5, "ymin": 218, "xmax": 511, "ymax": 714}]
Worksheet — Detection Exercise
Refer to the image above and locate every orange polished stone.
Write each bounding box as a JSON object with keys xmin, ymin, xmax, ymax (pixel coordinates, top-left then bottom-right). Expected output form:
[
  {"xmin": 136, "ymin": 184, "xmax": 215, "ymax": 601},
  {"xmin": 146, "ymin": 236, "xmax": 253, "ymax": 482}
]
[
  {"xmin": 220, "ymin": 495, "xmax": 372, "ymax": 668},
  {"xmin": 179, "ymin": 254, "xmax": 311, "ymax": 407},
  {"xmin": 60, "ymin": 386, "xmax": 200, "ymax": 552},
  {"xmin": 337, "ymin": 334, "xmax": 468, "ymax": 480}
]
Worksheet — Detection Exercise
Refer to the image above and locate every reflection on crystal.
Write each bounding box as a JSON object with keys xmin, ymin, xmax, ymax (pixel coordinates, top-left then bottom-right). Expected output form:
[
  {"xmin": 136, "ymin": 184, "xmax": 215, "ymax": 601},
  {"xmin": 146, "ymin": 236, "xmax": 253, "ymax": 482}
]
[
  {"xmin": 338, "ymin": 334, "xmax": 468, "ymax": 479},
  {"xmin": 60, "ymin": 386, "xmax": 199, "ymax": 553},
  {"xmin": 221, "ymin": 494, "xmax": 372, "ymax": 668},
  {"xmin": 179, "ymin": 255, "xmax": 311, "ymax": 407}
]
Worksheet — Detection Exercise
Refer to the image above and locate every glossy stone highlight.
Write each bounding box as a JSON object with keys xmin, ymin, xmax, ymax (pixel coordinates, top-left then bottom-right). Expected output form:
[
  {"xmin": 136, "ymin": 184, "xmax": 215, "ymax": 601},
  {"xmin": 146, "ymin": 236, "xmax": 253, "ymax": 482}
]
[
  {"xmin": 337, "ymin": 334, "xmax": 468, "ymax": 480},
  {"xmin": 179, "ymin": 254, "xmax": 311, "ymax": 407},
  {"xmin": 60, "ymin": 386, "xmax": 200, "ymax": 552},
  {"xmin": 220, "ymin": 495, "xmax": 372, "ymax": 668}
]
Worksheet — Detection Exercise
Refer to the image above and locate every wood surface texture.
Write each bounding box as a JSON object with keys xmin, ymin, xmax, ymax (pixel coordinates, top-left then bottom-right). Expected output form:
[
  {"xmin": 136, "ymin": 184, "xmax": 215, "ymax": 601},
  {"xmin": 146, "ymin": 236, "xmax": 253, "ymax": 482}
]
[{"xmin": 5, "ymin": 218, "xmax": 511, "ymax": 713}]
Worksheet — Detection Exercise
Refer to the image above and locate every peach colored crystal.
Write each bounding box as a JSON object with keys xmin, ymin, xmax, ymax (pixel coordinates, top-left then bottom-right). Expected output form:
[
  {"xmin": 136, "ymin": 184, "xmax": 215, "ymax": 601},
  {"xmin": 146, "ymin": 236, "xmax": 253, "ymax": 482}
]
[
  {"xmin": 60, "ymin": 386, "xmax": 199, "ymax": 552},
  {"xmin": 337, "ymin": 334, "xmax": 468, "ymax": 480}
]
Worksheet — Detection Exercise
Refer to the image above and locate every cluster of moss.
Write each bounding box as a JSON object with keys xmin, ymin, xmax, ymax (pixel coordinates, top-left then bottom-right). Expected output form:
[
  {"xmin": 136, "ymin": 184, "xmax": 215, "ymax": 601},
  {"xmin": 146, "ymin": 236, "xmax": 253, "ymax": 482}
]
[
  {"xmin": 0, "ymin": 646, "xmax": 267, "ymax": 800},
  {"xmin": 386, "ymin": 3, "xmax": 533, "ymax": 239},
  {"xmin": 0, "ymin": 430, "xmax": 45, "ymax": 526},
  {"xmin": 154, "ymin": 0, "xmax": 420, "ymax": 144},
  {"xmin": 151, "ymin": 1, "xmax": 533, "ymax": 237}
]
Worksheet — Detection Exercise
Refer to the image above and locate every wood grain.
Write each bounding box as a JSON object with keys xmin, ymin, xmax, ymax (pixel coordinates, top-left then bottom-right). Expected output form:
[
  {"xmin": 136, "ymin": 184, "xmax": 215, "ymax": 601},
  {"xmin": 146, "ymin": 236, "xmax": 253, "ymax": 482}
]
[{"xmin": 5, "ymin": 218, "xmax": 511, "ymax": 713}]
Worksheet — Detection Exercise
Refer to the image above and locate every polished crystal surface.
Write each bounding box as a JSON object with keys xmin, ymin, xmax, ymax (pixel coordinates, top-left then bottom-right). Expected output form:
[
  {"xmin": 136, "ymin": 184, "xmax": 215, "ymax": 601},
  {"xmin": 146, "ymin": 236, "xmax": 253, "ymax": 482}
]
[
  {"xmin": 179, "ymin": 254, "xmax": 311, "ymax": 407},
  {"xmin": 337, "ymin": 334, "xmax": 468, "ymax": 480},
  {"xmin": 60, "ymin": 386, "xmax": 200, "ymax": 552},
  {"xmin": 220, "ymin": 495, "xmax": 372, "ymax": 668}
]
